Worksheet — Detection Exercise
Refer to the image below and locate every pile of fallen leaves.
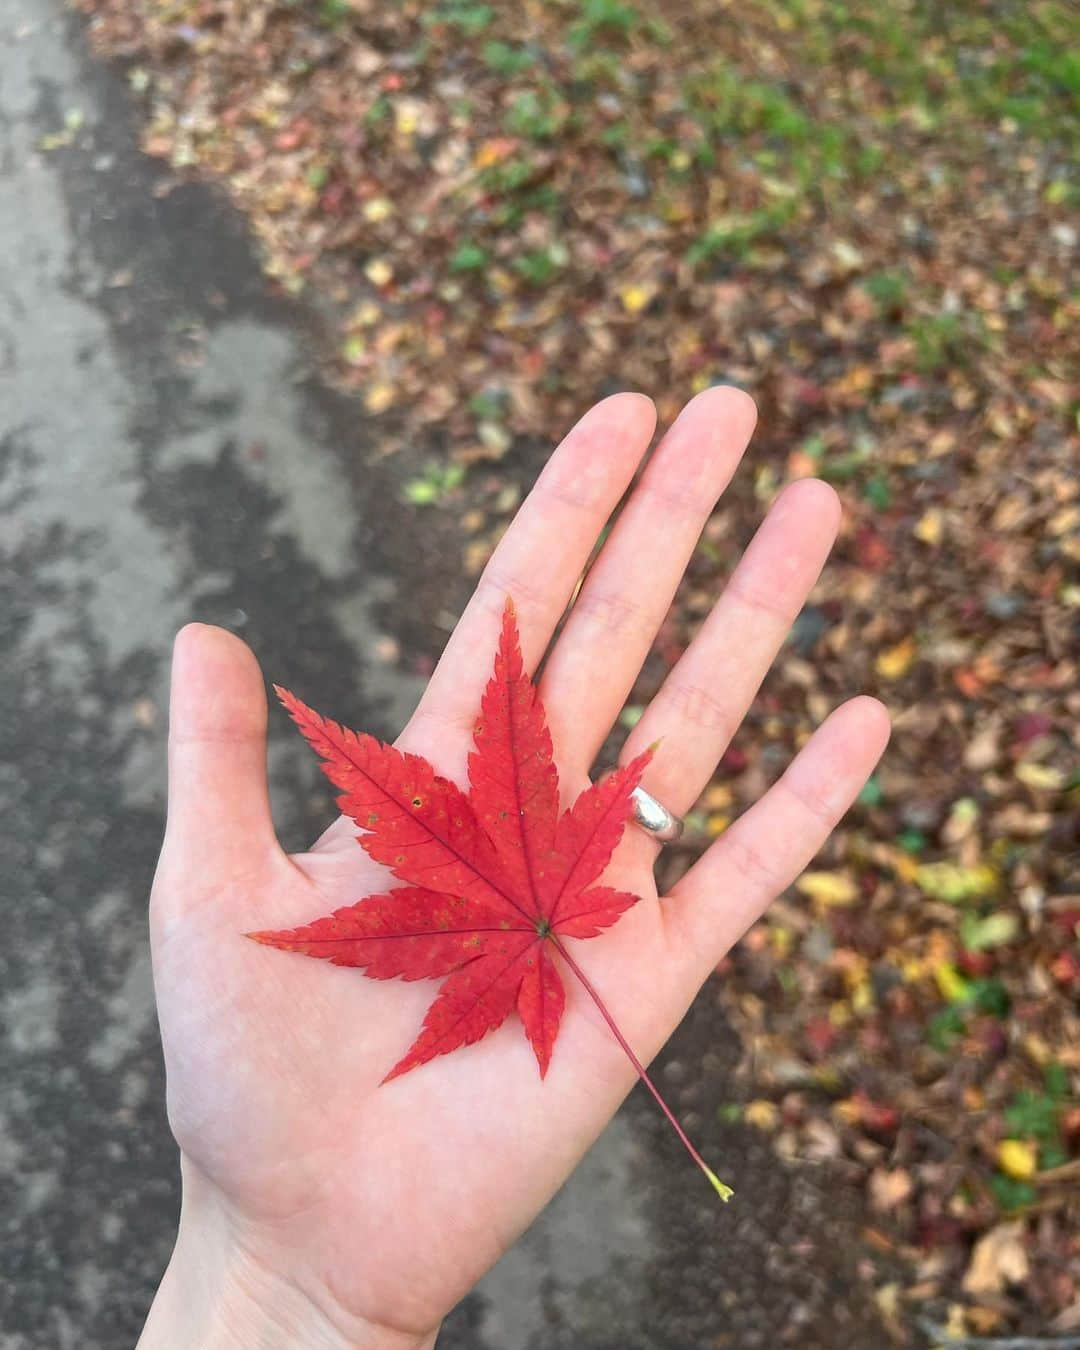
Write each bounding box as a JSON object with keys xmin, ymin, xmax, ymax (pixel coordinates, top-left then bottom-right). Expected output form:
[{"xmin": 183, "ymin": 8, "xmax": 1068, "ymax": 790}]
[{"xmin": 78, "ymin": 0, "xmax": 1078, "ymax": 1338}]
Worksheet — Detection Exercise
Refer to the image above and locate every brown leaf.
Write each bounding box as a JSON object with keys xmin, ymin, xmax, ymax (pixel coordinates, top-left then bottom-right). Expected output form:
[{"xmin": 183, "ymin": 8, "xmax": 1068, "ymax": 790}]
[{"xmin": 962, "ymin": 1222, "xmax": 1030, "ymax": 1297}]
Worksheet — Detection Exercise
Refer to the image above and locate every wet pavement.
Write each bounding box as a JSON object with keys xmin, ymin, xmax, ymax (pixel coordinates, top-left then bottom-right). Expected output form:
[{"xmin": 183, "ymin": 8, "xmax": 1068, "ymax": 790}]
[{"xmin": 1, "ymin": 5, "xmax": 896, "ymax": 1346}]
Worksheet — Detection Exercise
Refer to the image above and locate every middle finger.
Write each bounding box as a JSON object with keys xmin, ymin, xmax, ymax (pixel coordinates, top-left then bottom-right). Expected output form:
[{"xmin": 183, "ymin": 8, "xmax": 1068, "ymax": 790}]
[{"xmin": 540, "ymin": 386, "xmax": 757, "ymax": 779}]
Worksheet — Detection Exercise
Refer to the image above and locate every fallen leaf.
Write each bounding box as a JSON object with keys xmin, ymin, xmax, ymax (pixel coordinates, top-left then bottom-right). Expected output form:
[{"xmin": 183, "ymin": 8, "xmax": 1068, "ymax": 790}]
[
  {"xmin": 913, "ymin": 507, "xmax": 943, "ymax": 545},
  {"xmin": 619, "ymin": 282, "xmax": 657, "ymax": 314},
  {"xmin": 915, "ymin": 862, "xmax": 997, "ymax": 904},
  {"xmin": 942, "ymin": 796, "xmax": 980, "ymax": 845},
  {"xmin": 364, "ymin": 381, "xmax": 397, "ymax": 413},
  {"xmin": 875, "ymin": 635, "xmax": 917, "ymax": 680},
  {"xmin": 962, "ymin": 1221, "xmax": 1030, "ymax": 1295},
  {"xmin": 960, "ymin": 911, "xmax": 1019, "ymax": 951},
  {"xmin": 1015, "ymin": 761, "xmax": 1066, "ymax": 791},
  {"xmin": 997, "ymin": 1139, "xmax": 1037, "ymax": 1181},
  {"xmin": 795, "ymin": 870, "xmax": 858, "ymax": 909},
  {"xmin": 834, "ymin": 1090, "xmax": 899, "ymax": 1136},
  {"xmin": 745, "ymin": 1099, "xmax": 780, "ymax": 1131},
  {"xmin": 362, "ymin": 196, "xmax": 394, "ymax": 222},
  {"xmin": 831, "ymin": 239, "xmax": 864, "ymax": 271},
  {"xmin": 364, "ymin": 257, "xmax": 394, "ymax": 286},
  {"xmin": 869, "ymin": 1167, "xmax": 913, "ymax": 1212},
  {"xmin": 934, "ymin": 962, "xmax": 971, "ymax": 1004}
]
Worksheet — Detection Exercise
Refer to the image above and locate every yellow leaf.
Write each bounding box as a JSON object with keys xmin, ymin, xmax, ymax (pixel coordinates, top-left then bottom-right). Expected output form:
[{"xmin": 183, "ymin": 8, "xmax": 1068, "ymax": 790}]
[
  {"xmin": 619, "ymin": 283, "xmax": 656, "ymax": 315},
  {"xmin": 833, "ymin": 363, "xmax": 875, "ymax": 397},
  {"xmin": 829, "ymin": 1000, "xmax": 853, "ymax": 1027},
  {"xmin": 875, "ymin": 635, "xmax": 917, "ymax": 680},
  {"xmin": 795, "ymin": 870, "xmax": 858, "ymax": 909},
  {"xmin": 945, "ymin": 1305, "xmax": 968, "ymax": 1338},
  {"xmin": 769, "ymin": 925, "xmax": 793, "ymax": 958},
  {"xmin": 934, "ymin": 962, "xmax": 970, "ymax": 1004},
  {"xmin": 350, "ymin": 300, "xmax": 381, "ymax": 328},
  {"xmin": 913, "ymin": 507, "xmax": 943, "ymax": 546},
  {"xmin": 393, "ymin": 98, "xmax": 423, "ymax": 137},
  {"xmin": 364, "ymin": 382, "xmax": 396, "ymax": 414},
  {"xmin": 900, "ymin": 957, "xmax": 927, "ymax": 983},
  {"xmin": 874, "ymin": 1282, "xmax": 901, "ymax": 1324},
  {"xmin": 744, "ymin": 1099, "xmax": 779, "ymax": 1131},
  {"xmin": 1015, "ymin": 761, "xmax": 1066, "ymax": 791},
  {"xmin": 889, "ymin": 850, "xmax": 920, "ymax": 884},
  {"xmin": 997, "ymin": 1139, "xmax": 1037, "ymax": 1181},
  {"xmin": 1023, "ymin": 1034, "xmax": 1052, "ymax": 1066},
  {"xmin": 831, "ymin": 239, "xmax": 864, "ymax": 271},
  {"xmin": 362, "ymin": 196, "xmax": 394, "ymax": 222},
  {"xmin": 915, "ymin": 861, "xmax": 997, "ymax": 904},
  {"xmin": 364, "ymin": 258, "xmax": 394, "ymax": 287}
]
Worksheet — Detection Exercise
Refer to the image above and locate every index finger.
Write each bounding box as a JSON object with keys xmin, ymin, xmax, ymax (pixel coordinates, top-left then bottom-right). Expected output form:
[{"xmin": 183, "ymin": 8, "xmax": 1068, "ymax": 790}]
[{"xmin": 406, "ymin": 393, "xmax": 657, "ymax": 745}]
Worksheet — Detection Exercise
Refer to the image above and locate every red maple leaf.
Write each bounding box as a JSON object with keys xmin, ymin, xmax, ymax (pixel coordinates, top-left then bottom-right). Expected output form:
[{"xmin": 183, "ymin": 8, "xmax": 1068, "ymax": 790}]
[{"xmin": 251, "ymin": 601, "xmax": 732, "ymax": 1198}]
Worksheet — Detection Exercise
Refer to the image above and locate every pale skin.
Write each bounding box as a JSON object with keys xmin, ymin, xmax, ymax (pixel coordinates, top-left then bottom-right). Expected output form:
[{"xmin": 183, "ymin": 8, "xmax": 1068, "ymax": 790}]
[{"xmin": 143, "ymin": 388, "xmax": 890, "ymax": 1349}]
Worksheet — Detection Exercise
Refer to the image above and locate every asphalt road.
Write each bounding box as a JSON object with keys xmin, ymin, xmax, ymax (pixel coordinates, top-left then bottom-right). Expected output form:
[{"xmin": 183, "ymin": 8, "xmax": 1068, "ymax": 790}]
[{"xmin": 1, "ymin": 5, "xmax": 896, "ymax": 1346}]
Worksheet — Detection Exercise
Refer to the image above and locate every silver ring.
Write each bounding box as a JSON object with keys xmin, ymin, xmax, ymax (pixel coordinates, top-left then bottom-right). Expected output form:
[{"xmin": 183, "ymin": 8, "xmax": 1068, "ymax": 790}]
[{"xmin": 631, "ymin": 786, "xmax": 684, "ymax": 844}]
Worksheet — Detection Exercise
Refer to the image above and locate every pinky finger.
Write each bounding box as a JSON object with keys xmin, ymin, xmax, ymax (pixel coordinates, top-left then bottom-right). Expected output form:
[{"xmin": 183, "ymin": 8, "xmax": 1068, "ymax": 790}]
[{"xmin": 665, "ymin": 696, "xmax": 890, "ymax": 985}]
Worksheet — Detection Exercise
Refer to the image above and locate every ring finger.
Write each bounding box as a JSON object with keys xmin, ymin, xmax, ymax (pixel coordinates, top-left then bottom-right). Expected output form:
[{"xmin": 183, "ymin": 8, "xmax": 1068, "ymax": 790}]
[{"xmin": 621, "ymin": 476, "xmax": 841, "ymax": 834}]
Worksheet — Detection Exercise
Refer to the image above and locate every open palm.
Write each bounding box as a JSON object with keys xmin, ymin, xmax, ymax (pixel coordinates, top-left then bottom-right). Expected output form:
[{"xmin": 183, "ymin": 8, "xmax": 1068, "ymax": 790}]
[{"xmin": 145, "ymin": 389, "xmax": 889, "ymax": 1349}]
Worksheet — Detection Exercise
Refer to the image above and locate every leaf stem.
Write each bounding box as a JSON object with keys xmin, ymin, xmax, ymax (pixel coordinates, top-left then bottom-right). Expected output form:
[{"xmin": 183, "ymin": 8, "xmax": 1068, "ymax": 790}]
[{"xmin": 549, "ymin": 934, "xmax": 733, "ymax": 1202}]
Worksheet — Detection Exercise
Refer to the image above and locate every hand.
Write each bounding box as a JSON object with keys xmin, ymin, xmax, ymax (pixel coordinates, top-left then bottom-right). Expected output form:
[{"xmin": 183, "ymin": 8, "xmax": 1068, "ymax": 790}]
[{"xmin": 143, "ymin": 389, "xmax": 889, "ymax": 1349}]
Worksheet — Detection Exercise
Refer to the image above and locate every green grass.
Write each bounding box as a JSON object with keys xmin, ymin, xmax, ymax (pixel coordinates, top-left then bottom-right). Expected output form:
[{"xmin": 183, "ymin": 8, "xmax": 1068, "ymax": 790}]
[
  {"xmin": 566, "ymin": 0, "xmax": 641, "ymax": 51},
  {"xmin": 906, "ymin": 310, "xmax": 987, "ymax": 371},
  {"xmin": 422, "ymin": 2, "xmax": 495, "ymax": 36},
  {"xmin": 402, "ymin": 461, "xmax": 465, "ymax": 506},
  {"xmin": 317, "ymin": 0, "xmax": 352, "ymax": 29},
  {"xmin": 1004, "ymin": 1062, "xmax": 1070, "ymax": 1171},
  {"xmin": 863, "ymin": 270, "xmax": 910, "ymax": 314},
  {"xmin": 761, "ymin": 0, "xmax": 1078, "ymax": 148},
  {"xmin": 687, "ymin": 199, "xmax": 800, "ymax": 266},
  {"xmin": 449, "ymin": 241, "xmax": 490, "ymax": 274},
  {"xmin": 512, "ymin": 245, "xmax": 568, "ymax": 285},
  {"xmin": 483, "ymin": 41, "xmax": 535, "ymax": 75},
  {"xmin": 505, "ymin": 87, "xmax": 566, "ymax": 140}
]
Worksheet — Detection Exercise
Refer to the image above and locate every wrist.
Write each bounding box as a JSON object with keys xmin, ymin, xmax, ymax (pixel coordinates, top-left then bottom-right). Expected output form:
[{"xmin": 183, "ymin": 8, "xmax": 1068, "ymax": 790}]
[{"xmin": 139, "ymin": 1162, "xmax": 438, "ymax": 1350}]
